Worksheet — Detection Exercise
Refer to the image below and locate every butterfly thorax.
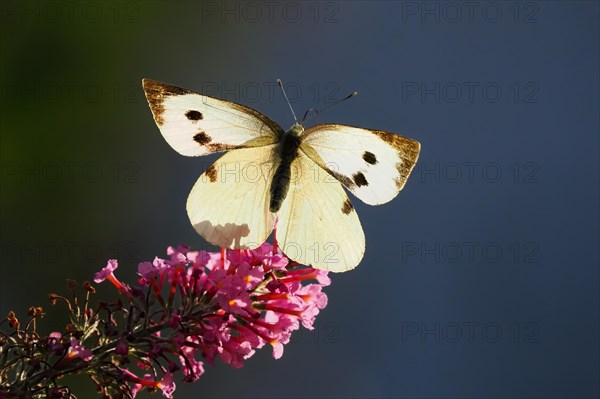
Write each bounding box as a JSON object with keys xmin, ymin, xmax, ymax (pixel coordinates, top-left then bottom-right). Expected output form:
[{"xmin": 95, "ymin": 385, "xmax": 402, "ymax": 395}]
[{"xmin": 269, "ymin": 124, "xmax": 304, "ymax": 213}]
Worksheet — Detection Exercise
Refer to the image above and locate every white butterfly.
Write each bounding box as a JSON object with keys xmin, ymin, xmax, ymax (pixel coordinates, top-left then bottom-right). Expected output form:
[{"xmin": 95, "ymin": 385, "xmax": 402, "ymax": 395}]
[{"xmin": 142, "ymin": 79, "xmax": 420, "ymax": 272}]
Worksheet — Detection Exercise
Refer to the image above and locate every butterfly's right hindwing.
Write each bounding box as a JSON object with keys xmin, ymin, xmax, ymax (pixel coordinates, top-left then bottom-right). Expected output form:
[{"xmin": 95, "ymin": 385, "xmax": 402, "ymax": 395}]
[
  {"xmin": 142, "ymin": 79, "xmax": 282, "ymax": 157},
  {"xmin": 276, "ymin": 151, "xmax": 365, "ymax": 272}
]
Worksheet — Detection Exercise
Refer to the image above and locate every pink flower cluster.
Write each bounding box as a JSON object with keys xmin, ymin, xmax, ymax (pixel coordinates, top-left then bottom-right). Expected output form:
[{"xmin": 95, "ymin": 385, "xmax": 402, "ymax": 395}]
[{"xmin": 93, "ymin": 243, "xmax": 330, "ymax": 398}]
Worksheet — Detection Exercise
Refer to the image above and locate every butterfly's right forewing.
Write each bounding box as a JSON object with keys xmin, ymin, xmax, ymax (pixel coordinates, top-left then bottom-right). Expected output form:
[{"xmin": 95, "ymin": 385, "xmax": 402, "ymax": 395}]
[{"xmin": 300, "ymin": 124, "xmax": 420, "ymax": 206}]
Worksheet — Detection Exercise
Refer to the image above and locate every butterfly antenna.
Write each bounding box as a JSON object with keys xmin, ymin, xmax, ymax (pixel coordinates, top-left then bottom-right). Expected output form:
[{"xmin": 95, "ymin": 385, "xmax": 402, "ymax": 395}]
[
  {"xmin": 301, "ymin": 90, "xmax": 358, "ymax": 125},
  {"xmin": 301, "ymin": 107, "xmax": 319, "ymax": 123},
  {"xmin": 277, "ymin": 79, "xmax": 298, "ymax": 124}
]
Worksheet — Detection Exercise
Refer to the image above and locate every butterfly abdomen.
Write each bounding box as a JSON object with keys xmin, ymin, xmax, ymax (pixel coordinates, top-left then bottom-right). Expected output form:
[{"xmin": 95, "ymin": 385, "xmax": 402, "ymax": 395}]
[{"xmin": 269, "ymin": 130, "xmax": 302, "ymax": 213}]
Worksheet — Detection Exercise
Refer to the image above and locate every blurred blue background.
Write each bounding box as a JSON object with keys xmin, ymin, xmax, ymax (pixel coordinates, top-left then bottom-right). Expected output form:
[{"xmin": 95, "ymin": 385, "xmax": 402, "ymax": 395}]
[{"xmin": 1, "ymin": 1, "xmax": 598, "ymax": 398}]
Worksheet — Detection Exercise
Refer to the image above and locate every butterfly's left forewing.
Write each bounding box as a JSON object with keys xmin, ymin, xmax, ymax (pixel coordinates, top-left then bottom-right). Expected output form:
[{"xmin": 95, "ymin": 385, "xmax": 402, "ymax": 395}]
[
  {"xmin": 300, "ymin": 124, "xmax": 420, "ymax": 205},
  {"xmin": 143, "ymin": 79, "xmax": 282, "ymax": 157}
]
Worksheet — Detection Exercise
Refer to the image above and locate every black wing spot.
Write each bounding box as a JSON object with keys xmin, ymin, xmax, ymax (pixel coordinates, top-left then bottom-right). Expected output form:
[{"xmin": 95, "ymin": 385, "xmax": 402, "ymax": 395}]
[
  {"xmin": 207, "ymin": 143, "xmax": 237, "ymax": 152},
  {"xmin": 186, "ymin": 110, "xmax": 203, "ymax": 121},
  {"xmin": 341, "ymin": 199, "xmax": 354, "ymax": 215},
  {"xmin": 363, "ymin": 151, "xmax": 377, "ymax": 165},
  {"xmin": 205, "ymin": 164, "xmax": 218, "ymax": 183},
  {"xmin": 330, "ymin": 171, "xmax": 355, "ymax": 188},
  {"xmin": 353, "ymin": 172, "xmax": 368, "ymax": 187},
  {"xmin": 193, "ymin": 131, "xmax": 212, "ymax": 145}
]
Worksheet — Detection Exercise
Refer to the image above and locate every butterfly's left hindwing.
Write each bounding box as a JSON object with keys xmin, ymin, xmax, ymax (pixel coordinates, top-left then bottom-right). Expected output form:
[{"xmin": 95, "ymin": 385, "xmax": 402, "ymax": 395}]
[
  {"xmin": 300, "ymin": 124, "xmax": 420, "ymax": 205},
  {"xmin": 142, "ymin": 79, "xmax": 282, "ymax": 157},
  {"xmin": 186, "ymin": 145, "xmax": 278, "ymax": 249}
]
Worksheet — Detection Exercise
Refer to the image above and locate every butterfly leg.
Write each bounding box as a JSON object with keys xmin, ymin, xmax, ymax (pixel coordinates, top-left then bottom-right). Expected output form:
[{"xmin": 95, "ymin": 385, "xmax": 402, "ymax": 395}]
[{"xmin": 272, "ymin": 216, "xmax": 279, "ymax": 254}]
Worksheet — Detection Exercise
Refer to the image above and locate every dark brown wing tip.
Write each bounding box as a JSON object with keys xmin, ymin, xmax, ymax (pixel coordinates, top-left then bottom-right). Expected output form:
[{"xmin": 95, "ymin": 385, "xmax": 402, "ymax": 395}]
[
  {"xmin": 141, "ymin": 79, "xmax": 195, "ymax": 126},
  {"xmin": 142, "ymin": 78, "xmax": 162, "ymax": 93},
  {"xmin": 395, "ymin": 138, "xmax": 421, "ymax": 190},
  {"xmin": 142, "ymin": 79, "xmax": 166, "ymax": 126},
  {"xmin": 142, "ymin": 78, "xmax": 193, "ymax": 96}
]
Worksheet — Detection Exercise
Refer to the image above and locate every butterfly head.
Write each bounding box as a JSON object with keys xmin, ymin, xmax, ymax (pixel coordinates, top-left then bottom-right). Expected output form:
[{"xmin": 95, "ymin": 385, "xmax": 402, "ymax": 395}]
[{"xmin": 288, "ymin": 123, "xmax": 305, "ymax": 137}]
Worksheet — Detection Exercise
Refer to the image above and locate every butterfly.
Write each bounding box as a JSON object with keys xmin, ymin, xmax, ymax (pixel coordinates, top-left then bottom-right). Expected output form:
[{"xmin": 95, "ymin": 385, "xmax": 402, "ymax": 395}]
[{"xmin": 142, "ymin": 79, "xmax": 420, "ymax": 272}]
